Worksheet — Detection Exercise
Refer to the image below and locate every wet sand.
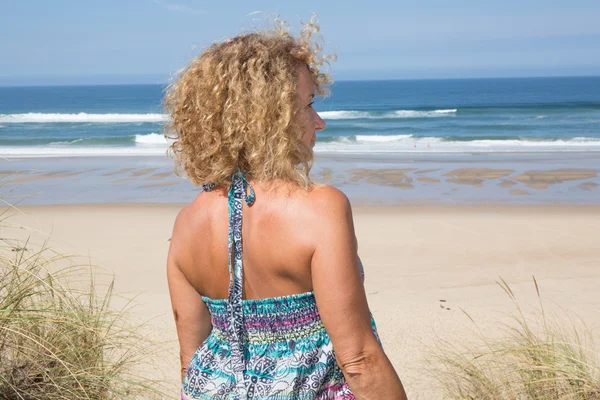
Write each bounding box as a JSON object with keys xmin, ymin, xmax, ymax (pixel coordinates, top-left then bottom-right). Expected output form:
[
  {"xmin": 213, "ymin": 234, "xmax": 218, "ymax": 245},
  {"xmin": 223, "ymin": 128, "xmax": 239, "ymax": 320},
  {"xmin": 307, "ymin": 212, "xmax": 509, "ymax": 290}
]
[
  {"xmin": 7, "ymin": 166, "xmax": 598, "ymax": 192},
  {"xmin": 2, "ymin": 154, "xmax": 599, "ymax": 205}
]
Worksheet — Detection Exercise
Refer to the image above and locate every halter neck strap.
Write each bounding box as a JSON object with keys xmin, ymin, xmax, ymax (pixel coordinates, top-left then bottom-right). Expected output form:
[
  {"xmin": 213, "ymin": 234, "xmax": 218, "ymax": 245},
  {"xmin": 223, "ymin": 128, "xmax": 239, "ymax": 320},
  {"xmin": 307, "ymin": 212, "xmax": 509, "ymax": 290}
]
[{"xmin": 204, "ymin": 169, "xmax": 253, "ymax": 399}]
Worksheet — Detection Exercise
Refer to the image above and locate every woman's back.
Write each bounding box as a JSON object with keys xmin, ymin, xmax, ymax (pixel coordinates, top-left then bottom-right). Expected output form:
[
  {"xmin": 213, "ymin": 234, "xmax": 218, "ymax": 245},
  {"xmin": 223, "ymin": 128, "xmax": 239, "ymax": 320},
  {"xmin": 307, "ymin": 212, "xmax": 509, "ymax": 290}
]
[
  {"xmin": 178, "ymin": 172, "xmax": 370, "ymax": 399},
  {"xmin": 176, "ymin": 179, "xmax": 322, "ymax": 301}
]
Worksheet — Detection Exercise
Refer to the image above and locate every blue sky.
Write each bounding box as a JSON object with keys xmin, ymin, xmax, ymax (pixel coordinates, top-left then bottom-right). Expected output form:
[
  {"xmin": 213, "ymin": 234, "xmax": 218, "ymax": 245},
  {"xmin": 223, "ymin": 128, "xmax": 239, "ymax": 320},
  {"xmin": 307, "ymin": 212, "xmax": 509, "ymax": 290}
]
[{"xmin": 1, "ymin": 0, "xmax": 599, "ymax": 85}]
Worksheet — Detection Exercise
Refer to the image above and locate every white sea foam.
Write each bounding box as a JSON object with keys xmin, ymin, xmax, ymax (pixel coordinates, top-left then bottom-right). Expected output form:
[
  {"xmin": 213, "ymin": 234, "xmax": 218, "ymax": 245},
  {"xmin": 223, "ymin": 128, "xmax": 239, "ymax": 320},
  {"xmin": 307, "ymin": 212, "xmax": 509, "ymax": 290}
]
[
  {"xmin": 0, "ymin": 147, "xmax": 168, "ymax": 158},
  {"xmin": 315, "ymin": 136, "xmax": 600, "ymax": 154},
  {"xmin": 135, "ymin": 133, "xmax": 169, "ymax": 144},
  {"xmin": 466, "ymin": 139, "xmax": 600, "ymax": 147},
  {"xmin": 319, "ymin": 111, "xmax": 372, "ymax": 119},
  {"xmin": 48, "ymin": 138, "xmax": 84, "ymax": 145},
  {"xmin": 355, "ymin": 134, "xmax": 414, "ymax": 142},
  {"xmin": 392, "ymin": 109, "xmax": 457, "ymax": 118},
  {"xmin": 0, "ymin": 113, "xmax": 167, "ymax": 123},
  {"xmin": 2, "ymin": 135, "xmax": 600, "ymax": 158},
  {"xmin": 319, "ymin": 109, "xmax": 457, "ymax": 120}
]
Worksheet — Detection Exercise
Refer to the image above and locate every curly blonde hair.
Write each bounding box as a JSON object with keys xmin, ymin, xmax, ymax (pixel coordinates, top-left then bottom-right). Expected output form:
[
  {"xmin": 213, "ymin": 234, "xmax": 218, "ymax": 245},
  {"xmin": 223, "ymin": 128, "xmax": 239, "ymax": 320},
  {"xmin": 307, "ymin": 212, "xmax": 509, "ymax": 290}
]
[{"xmin": 164, "ymin": 19, "xmax": 333, "ymax": 189}]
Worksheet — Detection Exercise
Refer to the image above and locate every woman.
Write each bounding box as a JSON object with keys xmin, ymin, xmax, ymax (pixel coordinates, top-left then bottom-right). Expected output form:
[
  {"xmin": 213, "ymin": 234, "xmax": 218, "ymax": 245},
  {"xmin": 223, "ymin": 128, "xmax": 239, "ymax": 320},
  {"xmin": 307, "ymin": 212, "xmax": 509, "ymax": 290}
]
[{"xmin": 165, "ymin": 20, "xmax": 407, "ymax": 400}]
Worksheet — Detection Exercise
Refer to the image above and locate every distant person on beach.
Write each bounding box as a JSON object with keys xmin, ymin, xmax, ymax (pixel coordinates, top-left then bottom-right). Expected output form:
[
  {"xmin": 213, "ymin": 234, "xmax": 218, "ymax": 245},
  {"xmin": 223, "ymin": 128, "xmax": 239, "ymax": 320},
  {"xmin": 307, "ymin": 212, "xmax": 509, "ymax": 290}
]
[{"xmin": 165, "ymin": 19, "xmax": 407, "ymax": 400}]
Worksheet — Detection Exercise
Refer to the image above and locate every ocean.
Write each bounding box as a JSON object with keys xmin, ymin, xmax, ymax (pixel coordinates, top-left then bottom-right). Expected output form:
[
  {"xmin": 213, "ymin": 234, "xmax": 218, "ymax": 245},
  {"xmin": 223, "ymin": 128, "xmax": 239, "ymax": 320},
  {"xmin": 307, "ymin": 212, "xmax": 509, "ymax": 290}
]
[
  {"xmin": 1, "ymin": 76, "xmax": 599, "ymax": 206},
  {"xmin": 1, "ymin": 76, "xmax": 599, "ymax": 157}
]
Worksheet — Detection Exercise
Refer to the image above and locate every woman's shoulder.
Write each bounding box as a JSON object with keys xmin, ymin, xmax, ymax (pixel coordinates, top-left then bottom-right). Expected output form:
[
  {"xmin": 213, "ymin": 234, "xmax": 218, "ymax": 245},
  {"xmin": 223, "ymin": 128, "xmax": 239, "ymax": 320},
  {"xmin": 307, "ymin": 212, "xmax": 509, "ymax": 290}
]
[
  {"xmin": 266, "ymin": 183, "xmax": 354, "ymax": 224},
  {"xmin": 306, "ymin": 184, "xmax": 353, "ymax": 217},
  {"xmin": 173, "ymin": 189, "xmax": 227, "ymax": 228},
  {"xmin": 268, "ymin": 182, "xmax": 352, "ymax": 218},
  {"xmin": 307, "ymin": 183, "xmax": 350, "ymax": 203},
  {"xmin": 277, "ymin": 184, "xmax": 355, "ymax": 236}
]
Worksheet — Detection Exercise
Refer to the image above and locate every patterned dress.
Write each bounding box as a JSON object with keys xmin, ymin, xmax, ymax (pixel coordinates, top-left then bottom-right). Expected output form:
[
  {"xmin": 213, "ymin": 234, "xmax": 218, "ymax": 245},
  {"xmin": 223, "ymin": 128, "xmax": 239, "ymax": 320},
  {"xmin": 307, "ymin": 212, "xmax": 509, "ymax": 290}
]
[{"xmin": 181, "ymin": 170, "xmax": 380, "ymax": 400}]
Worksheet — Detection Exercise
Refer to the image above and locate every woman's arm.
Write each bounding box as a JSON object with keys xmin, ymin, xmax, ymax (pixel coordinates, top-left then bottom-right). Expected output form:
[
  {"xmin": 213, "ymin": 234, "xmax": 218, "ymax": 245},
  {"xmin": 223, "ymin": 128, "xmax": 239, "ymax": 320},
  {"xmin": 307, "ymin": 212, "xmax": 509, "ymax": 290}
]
[
  {"xmin": 310, "ymin": 186, "xmax": 408, "ymax": 400},
  {"xmin": 167, "ymin": 208, "xmax": 212, "ymax": 381}
]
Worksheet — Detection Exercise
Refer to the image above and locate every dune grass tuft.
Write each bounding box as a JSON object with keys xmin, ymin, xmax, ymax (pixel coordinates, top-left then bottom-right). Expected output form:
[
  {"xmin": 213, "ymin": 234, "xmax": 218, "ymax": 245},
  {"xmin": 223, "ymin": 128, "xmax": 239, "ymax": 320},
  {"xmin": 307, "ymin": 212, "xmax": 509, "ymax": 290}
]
[
  {"xmin": 0, "ymin": 206, "xmax": 167, "ymax": 399},
  {"xmin": 429, "ymin": 277, "xmax": 600, "ymax": 399}
]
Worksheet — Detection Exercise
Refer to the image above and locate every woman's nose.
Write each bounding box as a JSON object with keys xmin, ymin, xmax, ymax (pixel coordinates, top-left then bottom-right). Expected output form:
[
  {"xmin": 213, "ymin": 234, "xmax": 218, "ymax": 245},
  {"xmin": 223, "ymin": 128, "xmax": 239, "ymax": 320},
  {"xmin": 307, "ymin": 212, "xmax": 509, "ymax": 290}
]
[{"xmin": 315, "ymin": 112, "xmax": 326, "ymax": 131}]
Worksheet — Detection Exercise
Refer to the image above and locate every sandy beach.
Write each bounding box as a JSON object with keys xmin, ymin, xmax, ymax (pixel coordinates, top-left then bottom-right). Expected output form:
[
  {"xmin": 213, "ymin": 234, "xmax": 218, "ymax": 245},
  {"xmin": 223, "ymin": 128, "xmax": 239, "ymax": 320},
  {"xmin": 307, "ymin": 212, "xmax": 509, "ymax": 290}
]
[{"xmin": 5, "ymin": 203, "xmax": 600, "ymax": 398}]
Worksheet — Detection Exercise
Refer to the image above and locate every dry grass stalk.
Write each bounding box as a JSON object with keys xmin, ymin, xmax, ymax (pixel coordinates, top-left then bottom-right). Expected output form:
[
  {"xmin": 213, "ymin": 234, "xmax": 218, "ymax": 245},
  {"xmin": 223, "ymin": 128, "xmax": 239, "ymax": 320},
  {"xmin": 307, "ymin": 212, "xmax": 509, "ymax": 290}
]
[
  {"xmin": 429, "ymin": 277, "xmax": 600, "ymax": 400},
  {"xmin": 0, "ymin": 204, "xmax": 167, "ymax": 399}
]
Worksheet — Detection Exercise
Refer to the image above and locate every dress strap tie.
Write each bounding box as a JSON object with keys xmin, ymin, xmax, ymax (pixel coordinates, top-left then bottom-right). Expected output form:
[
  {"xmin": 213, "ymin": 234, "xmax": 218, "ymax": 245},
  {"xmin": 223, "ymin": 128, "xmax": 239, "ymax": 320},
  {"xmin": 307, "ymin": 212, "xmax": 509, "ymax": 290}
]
[{"xmin": 204, "ymin": 169, "xmax": 253, "ymax": 400}]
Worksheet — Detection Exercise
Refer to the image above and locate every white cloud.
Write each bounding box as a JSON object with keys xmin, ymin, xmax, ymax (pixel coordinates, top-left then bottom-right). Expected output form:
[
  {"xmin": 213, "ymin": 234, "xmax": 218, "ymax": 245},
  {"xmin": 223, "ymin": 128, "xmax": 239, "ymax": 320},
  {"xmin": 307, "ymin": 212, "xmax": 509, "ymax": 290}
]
[{"xmin": 153, "ymin": 0, "xmax": 205, "ymax": 16}]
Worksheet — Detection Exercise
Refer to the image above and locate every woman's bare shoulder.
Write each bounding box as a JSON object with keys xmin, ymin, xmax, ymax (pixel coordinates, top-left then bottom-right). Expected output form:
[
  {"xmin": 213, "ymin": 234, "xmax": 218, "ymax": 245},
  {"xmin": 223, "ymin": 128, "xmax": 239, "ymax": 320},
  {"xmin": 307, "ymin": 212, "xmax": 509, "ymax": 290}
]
[
  {"xmin": 173, "ymin": 190, "xmax": 226, "ymax": 230},
  {"xmin": 305, "ymin": 184, "xmax": 353, "ymax": 218},
  {"xmin": 273, "ymin": 184, "xmax": 354, "ymax": 242}
]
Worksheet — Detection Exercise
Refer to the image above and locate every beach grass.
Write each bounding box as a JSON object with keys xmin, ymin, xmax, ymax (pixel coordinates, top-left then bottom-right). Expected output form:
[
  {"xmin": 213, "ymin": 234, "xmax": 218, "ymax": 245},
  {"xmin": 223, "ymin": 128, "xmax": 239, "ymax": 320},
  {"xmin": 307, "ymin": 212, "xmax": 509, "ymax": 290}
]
[
  {"xmin": 429, "ymin": 277, "xmax": 600, "ymax": 399},
  {"xmin": 0, "ymin": 205, "xmax": 167, "ymax": 399}
]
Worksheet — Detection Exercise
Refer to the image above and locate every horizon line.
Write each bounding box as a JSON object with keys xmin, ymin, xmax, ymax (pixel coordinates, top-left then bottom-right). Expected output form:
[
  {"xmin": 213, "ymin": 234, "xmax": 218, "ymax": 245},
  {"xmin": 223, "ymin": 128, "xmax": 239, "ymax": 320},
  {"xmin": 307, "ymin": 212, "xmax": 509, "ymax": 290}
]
[
  {"xmin": 1, "ymin": 73, "xmax": 600, "ymax": 88},
  {"xmin": 0, "ymin": 72, "xmax": 600, "ymax": 88}
]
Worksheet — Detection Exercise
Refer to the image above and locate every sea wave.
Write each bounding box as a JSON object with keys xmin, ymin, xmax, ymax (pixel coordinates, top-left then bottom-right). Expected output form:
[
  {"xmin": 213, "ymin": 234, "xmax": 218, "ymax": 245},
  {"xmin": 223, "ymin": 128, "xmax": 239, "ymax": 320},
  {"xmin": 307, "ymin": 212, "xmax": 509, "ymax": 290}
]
[
  {"xmin": 0, "ymin": 147, "xmax": 167, "ymax": 157},
  {"xmin": 314, "ymin": 135, "xmax": 600, "ymax": 153},
  {"xmin": 0, "ymin": 112, "xmax": 167, "ymax": 123},
  {"xmin": 135, "ymin": 133, "xmax": 169, "ymax": 144},
  {"xmin": 325, "ymin": 135, "xmax": 600, "ymax": 145},
  {"xmin": 393, "ymin": 109, "xmax": 457, "ymax": 118},
  {"xmin": 48, "ymin": 138, "xmax": 84, "ymax": 145},
  {"xmin": 1, "ymin": 134, "xmax": 599, "ymax": 157},
  {"xmin": 319, "ymin": 109, "xmax": 457, "ymax": 120},
  {"xmin": 354, "ymin": 134, "xmax": 414, "ymax": 142}
]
